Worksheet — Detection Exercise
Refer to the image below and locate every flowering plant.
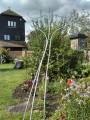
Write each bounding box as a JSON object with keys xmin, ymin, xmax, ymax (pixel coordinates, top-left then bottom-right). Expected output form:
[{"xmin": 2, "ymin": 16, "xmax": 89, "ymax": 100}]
[
  {"xmin": 61, "ymin": 79, "xmax": 90, "ymax": 119},
  {"xmin": 63, "ymin": 80, "xmax": 90, "ymax": 103},
  {"xmin": 67, "ymin": 79, "xmax": 74, "ymax": 85},
  {"xmin": 21, "ymin": 80, "xmax": 32, "ymax": 92}
]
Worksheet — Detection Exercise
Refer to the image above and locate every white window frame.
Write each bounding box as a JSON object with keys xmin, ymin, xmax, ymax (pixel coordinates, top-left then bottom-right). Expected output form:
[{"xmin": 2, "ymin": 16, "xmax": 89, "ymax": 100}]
[
  {"xmin": 4, "ymin": 35, "xmax": 10, "ymax": 40},
  {"xmin": 8, "ymin": 21, "xmax": 16, "ymax": 27},
  {"xmin": 8, "ymin": 21, "xmax": 10, "ymax": 26},
  {"xmin": 11, "ymin": 21, "xmax": 13, "ymax": 26},
  {"xmin": 4, "ymin": 35, "xmax": 7, "ymax": 40},
  {"xmin": 7, "ymin": 35, "xmax": 10, "ymax": 40},
  {"xmin": 14, "ymin": 22, "xmax": 16, "ymax": 27}
]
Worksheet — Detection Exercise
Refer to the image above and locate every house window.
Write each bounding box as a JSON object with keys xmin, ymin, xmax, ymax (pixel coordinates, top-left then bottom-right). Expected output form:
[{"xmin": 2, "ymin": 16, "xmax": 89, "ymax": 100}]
[
  {"xmin": 8, "ymin": 21, "xmax": 16, "ymax": 27},
  {"xmin": 8, "ymin": 21, "xmax": 10, "ymax": 26},
  {"xmin": 15, "ymin": 35, "xmax": 20, "ymax": 40},
  {"xmin": 11, "ymin": 21, "xmax": 13, "ymax": 26},
  {"xmin": 18, "ymin": 35, "xmax": 20, "ymax": 40},
  {"xmin": 15, "ymin": 35, "xmax": 17, "ymax": 40},
  {"xmin": 14, "ymin": 22, "xmax": 16, "ymax": 27},
  {"xmin": 4, "ymin": 35, "xmax": 10, "ymax": 40}
]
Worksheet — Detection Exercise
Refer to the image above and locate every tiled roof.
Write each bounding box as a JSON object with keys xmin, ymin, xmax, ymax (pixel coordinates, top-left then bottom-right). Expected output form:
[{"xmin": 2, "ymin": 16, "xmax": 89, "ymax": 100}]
[
  {"xmin": 1, "ymin": 9, "xmax": 22, "ymax": 17},
  {"xmin": 0, "ymin": 41, "xmax": 27, "ymax": 48}
]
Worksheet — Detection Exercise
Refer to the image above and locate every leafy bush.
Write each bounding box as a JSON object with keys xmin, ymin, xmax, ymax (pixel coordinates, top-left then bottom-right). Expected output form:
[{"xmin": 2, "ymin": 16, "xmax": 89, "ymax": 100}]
[
  {"xmin": 0, "ymin": 48, "xmax": 12, "ymax": 63},
  {"xmin": 21, "ymin": 56, "xmax": 31, "ymax": 68},
  {"xmin": 47, "ymin": 49, "xmax": 85, "ymax": 80}
]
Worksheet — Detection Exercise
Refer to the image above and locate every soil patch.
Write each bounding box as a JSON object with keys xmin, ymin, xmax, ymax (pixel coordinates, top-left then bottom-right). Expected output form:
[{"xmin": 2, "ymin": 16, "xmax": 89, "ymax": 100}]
[
  {"xmin": 12, "ymin": 84, "xmax": 29, "ymax": 100},
  {"xmin": 9, "ymin": 81, "xmax": 34, "ymax": 114},
  {"xmin": 7, "ymin": 102, "xmax": 28, "ymax": 114},
  {"xmin": 12, "ymin": 80, "xmax": 33, "ymax": 100},
  {"xmin": 9, "ymin": 83, "xmax": 30, "ymax": 114}
]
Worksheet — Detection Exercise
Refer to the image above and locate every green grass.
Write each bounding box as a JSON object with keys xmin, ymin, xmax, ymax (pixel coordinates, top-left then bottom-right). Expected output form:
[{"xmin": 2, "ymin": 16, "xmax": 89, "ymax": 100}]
[
  {"xmin": 0, "ymin": 64, "xmax": 44, "ymax": 120},
  {"xmin": 0, "ymin": 64, "xmax": 28, "ymax": 119},
  {"xmin": 0, "ymin": 63, "xmax": 90, "ymax": 120}
]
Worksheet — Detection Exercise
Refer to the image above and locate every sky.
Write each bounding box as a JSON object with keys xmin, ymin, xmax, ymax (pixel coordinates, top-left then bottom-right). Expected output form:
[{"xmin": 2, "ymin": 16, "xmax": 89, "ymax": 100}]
[{"xmin": 0, "ymin": 0, "xmax": 90, "ymax": 34}]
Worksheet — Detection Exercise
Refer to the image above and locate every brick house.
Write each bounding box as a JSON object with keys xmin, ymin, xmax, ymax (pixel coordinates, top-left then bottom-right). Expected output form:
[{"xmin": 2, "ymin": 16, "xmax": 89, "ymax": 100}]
[{"xmin": 0, "ymin": 8, "xmax": 27, "ymax": 58}]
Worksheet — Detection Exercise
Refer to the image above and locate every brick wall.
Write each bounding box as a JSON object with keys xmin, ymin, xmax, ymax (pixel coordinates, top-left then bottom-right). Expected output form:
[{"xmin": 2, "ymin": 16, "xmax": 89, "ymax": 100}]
[{"xmin": 9, "ymin": 50, "xmax": 26, "ymax": 58}]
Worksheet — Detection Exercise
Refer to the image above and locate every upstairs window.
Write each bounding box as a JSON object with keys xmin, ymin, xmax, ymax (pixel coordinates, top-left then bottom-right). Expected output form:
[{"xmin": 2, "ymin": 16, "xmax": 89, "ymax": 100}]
[
  {"xmin": 14, "ymin": 22, "xmax": 16, "ymax": 27},
  {"xmin": 11, "ymin": 21, "xmax": 13, "ymax": 26},
  {"xmin": 8, "ymin": 21, "xmax": 10, "ymax": 26},
  {"xmin": 4, "ymin": 35, "xmax": 10, "ymax": 40},
  {"xmin": 8, "ymin": 21, "xmax": 16, "ymax": 27}
]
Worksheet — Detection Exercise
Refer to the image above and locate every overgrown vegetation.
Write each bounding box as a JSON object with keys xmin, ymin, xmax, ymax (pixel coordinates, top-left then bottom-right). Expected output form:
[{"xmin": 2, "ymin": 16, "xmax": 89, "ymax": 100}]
[
  {"xmin": 0, "ymin": 64, "xmax": 90, "ymax": 120},
  {"xmin": 0, "ymin": 48, "xmax": 12, "ymax": 63},
  {"xmin": 0, "ymin": 9, "xmax": 90, "ymax": 120},
  {"xmin": 26, "ymin": 10, "xmax": 90, "ymax": 80},
  {"xmin": 24, "ymin": 9, "xmax": 90, "ymax": 119}
]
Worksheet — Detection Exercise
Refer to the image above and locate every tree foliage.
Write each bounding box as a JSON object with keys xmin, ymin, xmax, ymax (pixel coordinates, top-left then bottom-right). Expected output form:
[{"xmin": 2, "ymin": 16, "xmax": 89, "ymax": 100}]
[
  {"xmin": 0, "ymin": 48, "xmax": 11, "ymax": 63},
  {"xmin": 26, "ymin": 10, "xmax": 90, "ymax": 81}
]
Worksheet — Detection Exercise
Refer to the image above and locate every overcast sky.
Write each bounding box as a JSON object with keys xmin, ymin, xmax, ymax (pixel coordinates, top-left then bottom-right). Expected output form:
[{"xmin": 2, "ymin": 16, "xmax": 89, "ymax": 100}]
[{"xmin": 0, "ymin": 0, "xmax": 90, "ymax": 34}]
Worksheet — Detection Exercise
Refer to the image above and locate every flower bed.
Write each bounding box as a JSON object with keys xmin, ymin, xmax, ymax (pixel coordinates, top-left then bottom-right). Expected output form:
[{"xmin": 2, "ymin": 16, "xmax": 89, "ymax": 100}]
[{"xmin": 13, "ymin": 80, "xmax": 33, "ymax": 100}]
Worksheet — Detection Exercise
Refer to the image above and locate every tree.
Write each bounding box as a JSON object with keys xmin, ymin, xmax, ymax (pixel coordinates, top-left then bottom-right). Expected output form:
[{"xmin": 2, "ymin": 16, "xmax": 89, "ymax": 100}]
[{"xmin": 26, "ymin": 9, "xmax": 90, "ymax": 81}]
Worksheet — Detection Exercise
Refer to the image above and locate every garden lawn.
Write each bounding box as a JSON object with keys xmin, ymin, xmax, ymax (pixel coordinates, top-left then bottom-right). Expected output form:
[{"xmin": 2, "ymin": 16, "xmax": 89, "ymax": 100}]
[
  {"xmin": 0, "ymin": 64, "xmax": 90, "ymax": 120},
  {"xmin": 0, "ymin": 64, "xmax": 28, "ymax": 120}
]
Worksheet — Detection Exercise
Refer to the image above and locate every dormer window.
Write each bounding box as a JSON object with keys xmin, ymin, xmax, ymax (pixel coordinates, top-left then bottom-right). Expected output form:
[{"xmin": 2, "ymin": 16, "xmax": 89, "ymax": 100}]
[{"xmin": 8, "ymin": 21, "xmax": 16, "ymax": 27}]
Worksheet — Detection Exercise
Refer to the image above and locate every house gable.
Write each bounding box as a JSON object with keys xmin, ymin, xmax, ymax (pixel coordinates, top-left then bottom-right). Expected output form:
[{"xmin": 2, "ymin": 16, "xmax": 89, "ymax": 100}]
[
  {"xmin": 0, "ymin": 8, "xmax": 26, "ymax": 41},
  {"xmin": 0, "ymin": 9, "xmax": 27, "ymax": 58}
]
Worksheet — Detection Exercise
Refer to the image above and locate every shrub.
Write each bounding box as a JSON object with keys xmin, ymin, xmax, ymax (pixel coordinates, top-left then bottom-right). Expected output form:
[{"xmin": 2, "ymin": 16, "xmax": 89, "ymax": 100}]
[{"xmin": 0, "ymin": 48, "xmax": 12, "ymax": 63}]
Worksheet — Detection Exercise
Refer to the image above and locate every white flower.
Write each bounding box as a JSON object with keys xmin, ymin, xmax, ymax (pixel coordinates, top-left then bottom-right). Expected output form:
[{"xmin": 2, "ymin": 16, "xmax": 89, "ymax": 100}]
[
  {"xmin": 62, "ymin": 93, "xmax": 70, "ymax": 100},
  {"xmin": 70, "ymin": 86, "xmax": 74, "ymax": 90},
  {"xmin": 81, "ymin": 83, "xmax": 86, "ymax": 88},
  {"xmin": 78, "ymin": 100, "xmax": 84, "ymax": 104},
  {"xmin": 64, "ymin": 88, "xmax": 69, "ymax": 91},
  {"xmin": 75, "ymin": 98, "xmax": 79, "ymax": 102},
  {"xmin": 83, "ymin": 94, "xmax": 89, "ymax": 98},
  {"xmin": 87, "ymin": 86, "xmax": 90, "ymax": 91},
  {"xmin": 76, "ymin": 98, "xmax": 84, "ymax": 104},
  {"xmin": 60, "ymin": 80, "xmax": 63, "ymax": 84},
  {"xmin": 86, "ymin": 91, "xmax": 90, "ymax": 94},
  {"xmin": 76, "ymin": 85, "xmax": 82, "ymax": 89},
  {"xmin": 76, "ymin": 91, "xmax": 80, "ymax": 94},
  {"xmin": 67, "ymin": 99, "xmax": 71, "ymax": 102},
  {"xmin": 80, "ymin": 93, "xmax": 89, "ymax": 98}
]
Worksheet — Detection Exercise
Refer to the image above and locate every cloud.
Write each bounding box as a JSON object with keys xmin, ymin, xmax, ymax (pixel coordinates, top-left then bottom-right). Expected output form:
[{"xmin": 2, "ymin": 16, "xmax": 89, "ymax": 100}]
[
  {"xmin": 0, "ymin": 0, "xmax": 90, "ymax": 33},
  {"xmin": 2, "ymin": 0, "xmax": 12, "ymax": 3},
  {"xmin": 0, "ymin": 0, "xmax": 90, "ymax": 18},
  {"xmin": 20, "ymin": 0, "xmax": 28, "ymax": 5},
  {"xmin": 78, "ymin": 1, "xmax": 90, "ymax": 10}
]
